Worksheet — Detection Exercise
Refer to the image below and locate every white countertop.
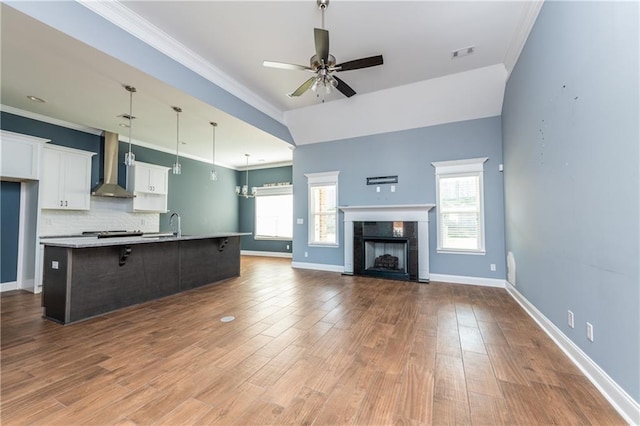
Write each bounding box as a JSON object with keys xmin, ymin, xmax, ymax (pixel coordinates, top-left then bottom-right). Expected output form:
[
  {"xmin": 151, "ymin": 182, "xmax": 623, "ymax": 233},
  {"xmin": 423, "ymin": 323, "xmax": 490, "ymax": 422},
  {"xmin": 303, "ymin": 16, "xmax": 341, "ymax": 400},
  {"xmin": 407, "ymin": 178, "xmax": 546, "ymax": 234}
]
[{"xmin": 40, "ymin": 232, "xmax": 250, "ymax": 248}]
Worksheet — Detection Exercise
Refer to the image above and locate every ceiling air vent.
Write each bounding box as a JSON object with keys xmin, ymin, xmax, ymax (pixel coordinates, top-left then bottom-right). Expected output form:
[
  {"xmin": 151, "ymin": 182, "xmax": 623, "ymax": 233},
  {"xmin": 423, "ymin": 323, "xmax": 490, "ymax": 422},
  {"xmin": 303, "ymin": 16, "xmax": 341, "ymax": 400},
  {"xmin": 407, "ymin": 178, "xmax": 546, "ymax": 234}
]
[{"xmin": 451, "ymin": 46, "xmax": 475, "ymax": 59}]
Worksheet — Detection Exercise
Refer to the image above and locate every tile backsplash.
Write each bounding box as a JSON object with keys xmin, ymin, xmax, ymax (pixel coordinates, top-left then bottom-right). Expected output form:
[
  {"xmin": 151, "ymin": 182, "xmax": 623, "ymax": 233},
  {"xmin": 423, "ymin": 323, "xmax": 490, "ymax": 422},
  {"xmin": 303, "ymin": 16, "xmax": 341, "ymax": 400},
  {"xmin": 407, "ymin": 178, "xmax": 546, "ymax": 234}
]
[{"xmin": 39, "ymin": 197, "xmax": 160, "ymax": 236}]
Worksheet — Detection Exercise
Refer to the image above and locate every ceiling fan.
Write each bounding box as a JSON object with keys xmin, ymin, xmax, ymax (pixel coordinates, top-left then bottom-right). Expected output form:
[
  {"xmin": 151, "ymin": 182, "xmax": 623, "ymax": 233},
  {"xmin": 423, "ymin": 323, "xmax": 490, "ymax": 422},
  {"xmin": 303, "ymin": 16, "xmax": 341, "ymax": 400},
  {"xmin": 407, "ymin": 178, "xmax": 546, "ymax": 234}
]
[{"xmin": 263, "ymin": 0, "xmax": 383, "ymax": 100}]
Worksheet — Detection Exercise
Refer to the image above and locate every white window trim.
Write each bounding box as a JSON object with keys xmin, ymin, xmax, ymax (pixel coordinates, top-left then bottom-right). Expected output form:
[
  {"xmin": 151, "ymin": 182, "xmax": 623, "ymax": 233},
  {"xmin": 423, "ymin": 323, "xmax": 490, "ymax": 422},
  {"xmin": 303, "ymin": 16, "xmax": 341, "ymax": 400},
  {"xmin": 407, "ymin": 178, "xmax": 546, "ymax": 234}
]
[
  {"xmin": 305, "ymin": 171, "xmax": 340, "ymax": 247},
  {"xmin": 254, "ymin": 185, "xmax": 293, "ymax": 241},
  {"xmin": 432, "ymin": 157, "xmax": 488, "ymax": 255}
]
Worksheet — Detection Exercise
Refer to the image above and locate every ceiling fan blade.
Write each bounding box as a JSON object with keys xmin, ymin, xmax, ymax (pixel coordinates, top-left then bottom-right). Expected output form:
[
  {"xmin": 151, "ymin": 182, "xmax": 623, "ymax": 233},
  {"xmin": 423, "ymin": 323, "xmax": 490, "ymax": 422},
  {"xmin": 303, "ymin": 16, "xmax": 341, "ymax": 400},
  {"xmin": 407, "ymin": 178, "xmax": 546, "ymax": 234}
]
[
  {"xmin": 263, "ymin": 61, "xmax": 313, "ymax": 72},
  {"xmin": 336, "ymin": 55, "xmax": 384, "ymax": 72},
  {"xmin": 314, "ymin": 28, "xmax": 330, "ymax": 65},
  {"xmin": 333, "ymin": 76, "xmax": 356, "ymax": 98},
  {"xmin": 290, "ymin": 77, "xmax": 316, "ymax": 97}
]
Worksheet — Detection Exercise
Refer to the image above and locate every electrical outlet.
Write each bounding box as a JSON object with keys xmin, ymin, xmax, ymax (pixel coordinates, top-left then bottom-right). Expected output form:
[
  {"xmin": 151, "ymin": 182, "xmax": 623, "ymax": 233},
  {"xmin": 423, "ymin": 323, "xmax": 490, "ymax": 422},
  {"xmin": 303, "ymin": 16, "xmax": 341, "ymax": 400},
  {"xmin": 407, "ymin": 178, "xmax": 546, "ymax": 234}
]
[
  {"xmin": 376, "ymin": 186, "xmax": 380, "ymax": 193},
  {"xmin": 141, "ymin": 218, "xmax": 146, "ymax": 226},
  {"xmin": 490, "ymin": 263, "xmax": 496, "ymax": 271},
  {"xmin": 286, "ymin": 244, "xmax": 290, "ymax": 250},
  {"xmin": 304, "ymin": 251, "xmax": 308, "ymax": 258},
  {"xmin": 390, "ymin": 185, "xmax": 396, "ymax": 192},
  {"xmin": 586, "ymin": 322, "xmax": 594, "ymax": 342},
  {"xmin": 567, "ymin": 310, "xmax": 574, "ymax": 328},
  {"xmin": 296, "ymin": 218, "xmax": 304, "ymax": 225}
]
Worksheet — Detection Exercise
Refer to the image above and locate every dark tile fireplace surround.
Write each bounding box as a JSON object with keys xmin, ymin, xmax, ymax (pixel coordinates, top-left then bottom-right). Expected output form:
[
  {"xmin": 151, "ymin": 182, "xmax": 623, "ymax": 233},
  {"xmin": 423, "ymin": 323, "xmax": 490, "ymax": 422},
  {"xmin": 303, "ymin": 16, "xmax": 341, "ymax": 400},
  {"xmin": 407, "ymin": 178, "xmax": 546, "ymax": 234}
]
[{"xmin": 353, "ymin": 221, "xmax": 419, "ymax": 281}]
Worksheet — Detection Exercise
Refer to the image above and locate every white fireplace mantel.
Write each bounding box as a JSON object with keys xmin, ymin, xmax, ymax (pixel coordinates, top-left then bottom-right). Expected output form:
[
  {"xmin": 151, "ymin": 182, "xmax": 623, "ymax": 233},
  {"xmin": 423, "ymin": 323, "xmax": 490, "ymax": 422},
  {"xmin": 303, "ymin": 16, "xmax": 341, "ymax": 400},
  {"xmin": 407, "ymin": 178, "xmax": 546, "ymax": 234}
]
[{"xmin": 339, "ymin": 204, "xmax": 435, "ymax": 282}]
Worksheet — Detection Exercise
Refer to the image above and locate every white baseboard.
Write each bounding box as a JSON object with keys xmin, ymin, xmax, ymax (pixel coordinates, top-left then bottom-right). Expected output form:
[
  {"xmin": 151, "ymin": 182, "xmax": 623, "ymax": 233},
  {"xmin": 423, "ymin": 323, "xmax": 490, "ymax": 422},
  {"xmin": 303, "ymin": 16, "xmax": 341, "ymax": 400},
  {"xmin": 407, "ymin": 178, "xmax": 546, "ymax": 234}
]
[
  {"xmin": 241, "ymin": 250, "xmax": 292, "ymax": 259},
  {"xmin": 506, "ymin": 281, "xmax": 640, "ymax": 425},
  {"xmin": 429, "ymin": 273, "xmax": 506, "ymax": 288},
  {"xmin": 291, "ymin": 261, "xmax": 344, "ymax": 273},
  {"xmin": 0, "ymin": 281, "xmax": 18, "ymax": 292}
]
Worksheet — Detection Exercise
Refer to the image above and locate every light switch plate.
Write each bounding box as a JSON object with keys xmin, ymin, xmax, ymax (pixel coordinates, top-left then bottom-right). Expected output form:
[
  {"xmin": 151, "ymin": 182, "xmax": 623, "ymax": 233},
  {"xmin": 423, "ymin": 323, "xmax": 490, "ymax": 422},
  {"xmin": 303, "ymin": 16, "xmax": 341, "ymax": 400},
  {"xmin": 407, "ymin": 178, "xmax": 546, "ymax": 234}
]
[
  {"xmin": 52, "ymin": 261, "xmax": 59, "ymax": 270},
  {"xmin": 296, "ymin": 218, "xmax": 304, "ymax": 225}
]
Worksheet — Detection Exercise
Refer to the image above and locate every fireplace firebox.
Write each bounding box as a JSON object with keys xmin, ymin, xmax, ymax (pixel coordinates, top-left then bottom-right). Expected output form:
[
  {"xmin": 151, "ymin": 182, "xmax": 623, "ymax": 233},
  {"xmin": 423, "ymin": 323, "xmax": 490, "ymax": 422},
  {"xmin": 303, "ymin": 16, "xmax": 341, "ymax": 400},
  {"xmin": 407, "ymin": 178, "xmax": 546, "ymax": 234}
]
[{"xmin": 354, "ymin": 221, "xmax": 418, "ymax": 281}]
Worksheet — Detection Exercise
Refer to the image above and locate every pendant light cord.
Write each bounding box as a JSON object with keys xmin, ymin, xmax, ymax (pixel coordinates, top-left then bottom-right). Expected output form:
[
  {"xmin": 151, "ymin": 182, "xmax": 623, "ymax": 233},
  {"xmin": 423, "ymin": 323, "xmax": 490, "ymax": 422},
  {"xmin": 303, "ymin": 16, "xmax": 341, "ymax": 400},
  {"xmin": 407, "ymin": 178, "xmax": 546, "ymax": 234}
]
[
  {"xmin": 173, "ymin": 106, "xmax": 182, "ymax": 163},
  {"xmin": 211, "ymin": 122, "xmax": 217, "ymax": 166},
  {"xmin": 128, "ymin": 89, "xmax": 133, "ymax": 157}
]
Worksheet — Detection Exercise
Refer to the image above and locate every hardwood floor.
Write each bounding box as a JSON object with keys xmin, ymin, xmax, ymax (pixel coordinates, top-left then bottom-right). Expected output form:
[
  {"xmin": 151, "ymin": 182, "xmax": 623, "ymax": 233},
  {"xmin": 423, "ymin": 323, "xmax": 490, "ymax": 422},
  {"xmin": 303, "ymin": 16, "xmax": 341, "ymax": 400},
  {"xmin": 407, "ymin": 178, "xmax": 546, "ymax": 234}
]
[{"xmin": 1, "ymin": 256, "xmax": 625, "ymax": 425}]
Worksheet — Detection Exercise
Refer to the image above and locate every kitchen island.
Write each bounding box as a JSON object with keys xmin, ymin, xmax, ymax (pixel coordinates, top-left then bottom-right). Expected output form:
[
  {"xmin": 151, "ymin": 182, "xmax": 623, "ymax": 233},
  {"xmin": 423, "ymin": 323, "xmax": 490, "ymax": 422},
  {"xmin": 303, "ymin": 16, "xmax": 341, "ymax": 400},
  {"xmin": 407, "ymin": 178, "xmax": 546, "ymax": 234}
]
[{"xmin": 41, "ymin": 233, "xmax": 248, "ymax": 324}]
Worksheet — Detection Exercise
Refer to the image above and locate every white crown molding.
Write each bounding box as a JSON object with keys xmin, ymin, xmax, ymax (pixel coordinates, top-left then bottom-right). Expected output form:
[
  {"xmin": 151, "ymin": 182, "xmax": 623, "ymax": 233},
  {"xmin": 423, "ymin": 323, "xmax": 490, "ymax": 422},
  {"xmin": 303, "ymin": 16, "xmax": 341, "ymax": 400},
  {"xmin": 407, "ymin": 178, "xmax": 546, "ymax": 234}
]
[
  {"xmin": 76, "ymin": 0, "xmax": 285, "ymax": 125},
  {"xmin": 1, "ymin": 105, "xmax": 102, "ymax": 135},
  {"xmin": 506, "ymin": 282, "xmax": 640, "ymax": 425},
  {"xmin": 503, "ymin": 0, "xmax": 544, "ymax": 77}
]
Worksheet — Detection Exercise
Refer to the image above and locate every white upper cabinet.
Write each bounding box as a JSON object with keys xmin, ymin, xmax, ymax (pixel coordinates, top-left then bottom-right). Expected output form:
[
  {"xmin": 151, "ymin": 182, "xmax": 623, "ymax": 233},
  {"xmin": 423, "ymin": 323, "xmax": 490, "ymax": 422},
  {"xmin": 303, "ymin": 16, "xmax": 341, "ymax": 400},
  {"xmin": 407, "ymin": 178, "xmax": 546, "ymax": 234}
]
[
  {"xmin": 131, "ymin": 162, "xmax": 168, "ymax": 194},
  {"xmin": 126, "ymin": 161, "xmax": 170, "ymax": 212},
  {"xmin": 41, "ymin": 145, "xmax": 95, "ymax": 210},
  {"xmin": 0, "ymin": 130, "xmax": 49, "ymax": 181}
]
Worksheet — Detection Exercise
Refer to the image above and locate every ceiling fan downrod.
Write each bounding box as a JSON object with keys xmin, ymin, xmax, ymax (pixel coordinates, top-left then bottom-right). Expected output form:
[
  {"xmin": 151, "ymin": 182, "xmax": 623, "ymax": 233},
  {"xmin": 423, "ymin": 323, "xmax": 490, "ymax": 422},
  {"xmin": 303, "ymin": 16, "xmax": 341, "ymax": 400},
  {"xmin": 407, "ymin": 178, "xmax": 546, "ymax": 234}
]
[{"xmin": 317, "ymin": 0, "xmax": 329, "ymax": 29}]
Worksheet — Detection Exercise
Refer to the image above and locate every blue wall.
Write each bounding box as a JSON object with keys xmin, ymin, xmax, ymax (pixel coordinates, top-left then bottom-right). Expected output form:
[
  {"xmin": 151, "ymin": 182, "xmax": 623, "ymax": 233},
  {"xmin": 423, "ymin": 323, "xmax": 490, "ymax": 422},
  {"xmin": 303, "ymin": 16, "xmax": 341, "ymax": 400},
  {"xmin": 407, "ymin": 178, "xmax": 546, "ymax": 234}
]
[
  {"xmin": 292, "ymin": 116, "xmax": 505, "ymax": 279},
  {"xmin": 116, "ymin": 142, "xmax": 239, "ymax": 235},
  {"xmin": 1, "ymin": 182, "xmax": 21, "ymax": 283},
  {"xmin": 238, "ymin": 165, "xmax": 292, "ymax": 253},
  {"xmin": 502, "ymin": 1, "xmax": 639, "ymax": 403}
]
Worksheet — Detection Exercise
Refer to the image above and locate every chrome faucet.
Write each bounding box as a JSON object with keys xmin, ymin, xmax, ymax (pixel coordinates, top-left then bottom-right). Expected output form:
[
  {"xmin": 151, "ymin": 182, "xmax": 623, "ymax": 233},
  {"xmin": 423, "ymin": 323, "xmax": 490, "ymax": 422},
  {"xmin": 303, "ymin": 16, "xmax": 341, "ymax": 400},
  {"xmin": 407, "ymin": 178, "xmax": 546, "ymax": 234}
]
[{"xmin": 170, "ymin": 212, "xmax": 182, "ymax": 238}]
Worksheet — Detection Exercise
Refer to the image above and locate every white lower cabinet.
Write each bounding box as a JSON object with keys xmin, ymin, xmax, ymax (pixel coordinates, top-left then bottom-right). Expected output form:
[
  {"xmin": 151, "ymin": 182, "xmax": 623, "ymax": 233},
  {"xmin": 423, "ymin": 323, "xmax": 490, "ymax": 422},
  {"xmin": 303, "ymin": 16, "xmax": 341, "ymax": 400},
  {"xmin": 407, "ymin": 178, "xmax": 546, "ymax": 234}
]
[
  {"xmin": 126, "ymin": 161, "xmax": 170, "ymax": 212},
  {"xmin": 41, "ymin": 145, "xmax": 95, "ymax": 210}
]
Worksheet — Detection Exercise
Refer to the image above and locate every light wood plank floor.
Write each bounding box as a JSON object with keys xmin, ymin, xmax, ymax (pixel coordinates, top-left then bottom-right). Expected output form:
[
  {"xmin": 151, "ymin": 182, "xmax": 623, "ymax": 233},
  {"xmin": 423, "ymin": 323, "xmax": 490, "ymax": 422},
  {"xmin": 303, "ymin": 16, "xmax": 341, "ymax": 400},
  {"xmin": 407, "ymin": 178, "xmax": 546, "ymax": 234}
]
[{"xmin": 1, "ymin": 256, "xmax": 625, "ymax": 425}]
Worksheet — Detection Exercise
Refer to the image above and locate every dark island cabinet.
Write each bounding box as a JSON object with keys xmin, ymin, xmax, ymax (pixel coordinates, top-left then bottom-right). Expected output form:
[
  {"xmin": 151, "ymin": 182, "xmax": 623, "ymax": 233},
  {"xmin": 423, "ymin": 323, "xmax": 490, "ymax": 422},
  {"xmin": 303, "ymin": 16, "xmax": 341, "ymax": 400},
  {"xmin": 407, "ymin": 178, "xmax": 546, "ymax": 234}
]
[
  {"xmin": 179, "ymin": 237, "xmax": 240, "ymax": 291},
  {"xmin": 42, "ymin": 236, "xmax": 241, "ymax": 324}
]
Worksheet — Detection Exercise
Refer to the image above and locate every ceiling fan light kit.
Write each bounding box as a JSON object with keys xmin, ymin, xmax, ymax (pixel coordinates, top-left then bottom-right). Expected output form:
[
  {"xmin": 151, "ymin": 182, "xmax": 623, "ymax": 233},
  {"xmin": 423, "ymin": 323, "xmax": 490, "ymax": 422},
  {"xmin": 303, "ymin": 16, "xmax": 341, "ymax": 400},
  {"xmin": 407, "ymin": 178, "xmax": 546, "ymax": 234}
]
[{"xmin": 263, "ymin": 0, "xmax": 383, "ymax": 101}]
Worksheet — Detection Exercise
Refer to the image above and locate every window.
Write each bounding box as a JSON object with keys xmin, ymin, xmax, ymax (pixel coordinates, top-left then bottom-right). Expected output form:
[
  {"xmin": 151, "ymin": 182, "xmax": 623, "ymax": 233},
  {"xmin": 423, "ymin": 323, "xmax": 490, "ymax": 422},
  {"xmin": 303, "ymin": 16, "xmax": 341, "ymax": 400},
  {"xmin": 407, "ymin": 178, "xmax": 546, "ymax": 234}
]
[
  {"xmin": 432, "ymin": 158, "xmax": 488, "ymax": 254},
  {"xmin": 305, "ymin": 171, "xmax": 339, "ymax": 246},
  {"xmin": 254, "ymin": 185, "xmax": 293, "ymax": 240}
]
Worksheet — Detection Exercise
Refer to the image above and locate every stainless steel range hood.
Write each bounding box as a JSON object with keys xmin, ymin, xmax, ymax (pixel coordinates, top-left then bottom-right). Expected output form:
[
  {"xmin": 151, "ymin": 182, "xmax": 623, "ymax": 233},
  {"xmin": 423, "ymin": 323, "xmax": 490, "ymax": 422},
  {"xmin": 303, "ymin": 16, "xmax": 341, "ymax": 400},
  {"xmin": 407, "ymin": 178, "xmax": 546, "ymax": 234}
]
[{"xmin": 91, "ymin": 131, "xmax": 134, "ymax": 198}]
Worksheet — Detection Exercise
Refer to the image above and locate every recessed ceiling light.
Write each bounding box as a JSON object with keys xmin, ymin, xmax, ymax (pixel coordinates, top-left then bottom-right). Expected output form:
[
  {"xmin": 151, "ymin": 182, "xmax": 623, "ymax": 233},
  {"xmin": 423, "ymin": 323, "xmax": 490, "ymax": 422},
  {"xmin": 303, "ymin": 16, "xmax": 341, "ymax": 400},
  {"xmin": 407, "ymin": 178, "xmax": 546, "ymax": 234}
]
[
  {"xmin": 451, "ymin": 46, "xmax": 475, "ymax": 59},
  {"xmin": 119, "ymin": 123, "xmax": 130, "ymax": 128},
  {"xmin": 27, "ymin": 95, "xmax": 46, "ymax": 103},
  {"xmin": 258, "ymin": 159, "xmax": 266, "ymax": 162}
]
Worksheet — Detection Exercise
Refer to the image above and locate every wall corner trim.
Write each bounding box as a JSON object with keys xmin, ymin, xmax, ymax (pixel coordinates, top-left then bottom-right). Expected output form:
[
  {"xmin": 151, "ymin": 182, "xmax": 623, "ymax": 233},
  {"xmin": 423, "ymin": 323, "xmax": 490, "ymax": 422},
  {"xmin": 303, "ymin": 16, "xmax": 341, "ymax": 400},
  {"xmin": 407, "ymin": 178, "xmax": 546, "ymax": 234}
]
[
  {"xmin": 291, "ymin": 262, "xmax": 344, "ymax": 274},
  {"xmin": 241, "ymin": 250, "xmax": 292, "ymax": 259},
  {"xmin": 506, "ymin": 282, "xmax": 640, "ymax": 425},
  {"xmin": 429, "ymin": 273, "xmax": 505, "ymax": 288}
]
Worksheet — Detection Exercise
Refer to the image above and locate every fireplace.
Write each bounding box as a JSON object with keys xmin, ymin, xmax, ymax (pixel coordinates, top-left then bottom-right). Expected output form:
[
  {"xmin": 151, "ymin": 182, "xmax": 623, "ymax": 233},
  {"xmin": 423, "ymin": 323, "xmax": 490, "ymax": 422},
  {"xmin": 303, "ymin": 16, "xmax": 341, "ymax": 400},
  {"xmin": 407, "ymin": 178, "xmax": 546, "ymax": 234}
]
[
  {"xmin": 354, "ymin": 221, "xmax": 417, "ymax": 281},
  {"xmin": 339, "ymin": 204, "xmax": 435, "ymax": 282}
]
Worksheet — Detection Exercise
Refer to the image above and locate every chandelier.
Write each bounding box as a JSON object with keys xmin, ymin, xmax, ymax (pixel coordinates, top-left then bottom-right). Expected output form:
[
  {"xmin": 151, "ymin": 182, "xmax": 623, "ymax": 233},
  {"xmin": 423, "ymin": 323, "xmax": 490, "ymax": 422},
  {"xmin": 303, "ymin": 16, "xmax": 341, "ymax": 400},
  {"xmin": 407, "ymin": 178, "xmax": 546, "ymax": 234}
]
[{"xmin": 235, "ymin": 154, "xmax": 257, "ymax": 198}]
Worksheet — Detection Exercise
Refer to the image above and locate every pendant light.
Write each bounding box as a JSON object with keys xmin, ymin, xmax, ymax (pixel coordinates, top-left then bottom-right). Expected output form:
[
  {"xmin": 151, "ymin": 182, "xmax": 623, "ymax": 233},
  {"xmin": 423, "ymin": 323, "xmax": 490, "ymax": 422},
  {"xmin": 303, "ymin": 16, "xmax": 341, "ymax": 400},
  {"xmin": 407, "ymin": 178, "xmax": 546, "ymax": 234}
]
[
  {"xmin": 123, "ymin": 85, "xmax": 136, "ymax": 166},
  {"xmin": 235, "ymin": 154, "xmax": 257, "ymax": 198},
  {"xmin": 210, "ymin": 121, "xmax": 218, "ymax": 181},
  {"xmin": 172, "ymin": 106, "xmax": 182, "ymax": 175}
]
